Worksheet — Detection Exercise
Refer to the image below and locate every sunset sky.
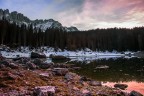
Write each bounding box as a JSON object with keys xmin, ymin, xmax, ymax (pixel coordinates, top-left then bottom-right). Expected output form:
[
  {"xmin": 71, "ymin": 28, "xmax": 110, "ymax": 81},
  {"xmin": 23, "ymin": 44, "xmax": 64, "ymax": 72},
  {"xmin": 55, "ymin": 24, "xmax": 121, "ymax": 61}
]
[{"xmin": 0, "ymin": 0, "xmax": 144, "ymax": 30}]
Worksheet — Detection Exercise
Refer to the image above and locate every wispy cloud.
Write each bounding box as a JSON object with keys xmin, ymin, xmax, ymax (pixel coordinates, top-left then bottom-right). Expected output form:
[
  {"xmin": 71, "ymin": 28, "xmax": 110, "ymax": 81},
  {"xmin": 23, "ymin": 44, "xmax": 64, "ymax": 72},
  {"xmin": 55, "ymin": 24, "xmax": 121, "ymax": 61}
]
[
  {"xmin": 0, "ymin": 0, "xmax": 144, "ymax": 30},
  {"xmin": 57, "ymin": 0, "xmax": 144, "ymax": 30}
]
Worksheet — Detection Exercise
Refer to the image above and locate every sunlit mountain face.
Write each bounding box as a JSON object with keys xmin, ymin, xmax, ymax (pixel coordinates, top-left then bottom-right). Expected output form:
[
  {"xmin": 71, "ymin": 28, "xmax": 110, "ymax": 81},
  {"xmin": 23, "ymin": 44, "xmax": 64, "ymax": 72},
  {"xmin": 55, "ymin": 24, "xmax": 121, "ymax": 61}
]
[{"xmin": 0, "ymin": 0, "xmax": 144, "ymax": 30}]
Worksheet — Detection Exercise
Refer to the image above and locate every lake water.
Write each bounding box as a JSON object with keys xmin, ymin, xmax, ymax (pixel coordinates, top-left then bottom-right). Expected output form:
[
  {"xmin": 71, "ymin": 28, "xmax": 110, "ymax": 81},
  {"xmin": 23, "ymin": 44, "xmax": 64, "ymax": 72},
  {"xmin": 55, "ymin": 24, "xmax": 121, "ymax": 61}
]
[{"xmin": 64, "ymin": 57, "xmax": 144, "ymax": 94}]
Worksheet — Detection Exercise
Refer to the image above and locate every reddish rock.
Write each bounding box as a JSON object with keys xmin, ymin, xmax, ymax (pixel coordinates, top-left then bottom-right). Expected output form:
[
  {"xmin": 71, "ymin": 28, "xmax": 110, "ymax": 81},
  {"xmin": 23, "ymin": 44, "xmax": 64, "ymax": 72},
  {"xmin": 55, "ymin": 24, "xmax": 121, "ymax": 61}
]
[
  {"xmin": 26, "ymin": 62, "xmax": 37, "ymax": 70},
  {"xmin": 65, "ymin": 72, "xmax": 77, "ymax": 81},
  {"xmin": 1, "ymin": 61, "xmax": 19, "ymax": 69},
  {"xmin": 89, "ymin": 81, "xmax": 102, "ymax": 86},
  {"xmin": 53, "ymin": 68, "xmax": 69, "ymax": 76},
  {"xmin": 7, "ymin": 72, "xmax": 18, "ymax": 80},
  {"xmin": 82, "ymin": 89, "xmax": 92, "ymax": 96},
  {"xmin": 8, "ymin": 63, "xmax": 19, "ymax": 69},
  {"xmin": 34, "ymin": 86, "xmax": 55, "ymax": 96}
]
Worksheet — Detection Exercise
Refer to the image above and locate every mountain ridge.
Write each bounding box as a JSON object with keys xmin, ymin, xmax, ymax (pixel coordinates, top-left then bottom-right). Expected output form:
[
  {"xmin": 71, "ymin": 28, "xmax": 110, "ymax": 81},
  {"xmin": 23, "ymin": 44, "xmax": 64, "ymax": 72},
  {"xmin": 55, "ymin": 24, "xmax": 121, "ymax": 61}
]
[{"xmin": 0, "ymin": 9, "xmax": 79, "ymax": 32}]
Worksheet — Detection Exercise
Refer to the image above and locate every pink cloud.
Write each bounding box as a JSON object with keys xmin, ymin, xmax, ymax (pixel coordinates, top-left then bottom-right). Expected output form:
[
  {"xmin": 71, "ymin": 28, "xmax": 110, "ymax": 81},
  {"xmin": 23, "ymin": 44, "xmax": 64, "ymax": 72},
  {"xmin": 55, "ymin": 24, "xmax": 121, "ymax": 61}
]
[{"xmin": 57, "ymin": 0, "xmax": 144, "ymax": 30}]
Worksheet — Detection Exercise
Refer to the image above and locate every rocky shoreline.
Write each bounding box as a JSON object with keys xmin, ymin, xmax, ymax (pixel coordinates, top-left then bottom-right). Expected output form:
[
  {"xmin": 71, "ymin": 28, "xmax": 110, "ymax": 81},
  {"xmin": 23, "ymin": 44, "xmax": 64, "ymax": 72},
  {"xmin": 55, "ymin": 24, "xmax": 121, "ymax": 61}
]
[{"xmin": 0, "ymin": 53, "xmax": 143, "ymax": 96}]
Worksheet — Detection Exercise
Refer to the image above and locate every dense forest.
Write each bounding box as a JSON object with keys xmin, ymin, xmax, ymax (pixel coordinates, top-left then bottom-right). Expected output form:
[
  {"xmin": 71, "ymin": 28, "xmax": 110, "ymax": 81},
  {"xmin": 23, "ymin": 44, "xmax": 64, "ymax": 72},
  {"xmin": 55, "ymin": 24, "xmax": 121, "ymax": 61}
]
[{"xmin": 0, "ymin": 19, "xmax": 144, "ymax": 51}]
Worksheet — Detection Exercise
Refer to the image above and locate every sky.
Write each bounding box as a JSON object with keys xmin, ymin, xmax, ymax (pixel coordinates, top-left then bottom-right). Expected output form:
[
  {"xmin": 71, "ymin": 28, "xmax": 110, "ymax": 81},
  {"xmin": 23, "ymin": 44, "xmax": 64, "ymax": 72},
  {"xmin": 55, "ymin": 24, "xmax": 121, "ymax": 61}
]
[{"xmin": 0, "ymin": 0, "xmax": 144, "ymax": 30}]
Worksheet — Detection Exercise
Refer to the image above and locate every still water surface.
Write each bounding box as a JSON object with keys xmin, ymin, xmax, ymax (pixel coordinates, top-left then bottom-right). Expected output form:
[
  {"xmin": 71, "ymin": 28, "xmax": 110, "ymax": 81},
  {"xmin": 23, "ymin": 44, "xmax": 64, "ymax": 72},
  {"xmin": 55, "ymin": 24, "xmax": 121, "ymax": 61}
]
[{"xmin": 66, "ymin": 57, "xmax": 144, "ymax": 94}]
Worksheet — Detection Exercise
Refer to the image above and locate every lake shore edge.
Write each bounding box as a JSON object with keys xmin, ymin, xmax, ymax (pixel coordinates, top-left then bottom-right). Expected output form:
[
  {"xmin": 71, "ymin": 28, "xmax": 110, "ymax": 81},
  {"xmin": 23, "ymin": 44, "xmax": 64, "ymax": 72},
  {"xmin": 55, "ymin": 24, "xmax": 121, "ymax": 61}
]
[{"xmin": 0, "ymin": 54, "xmax": 143, "ymax": 96}]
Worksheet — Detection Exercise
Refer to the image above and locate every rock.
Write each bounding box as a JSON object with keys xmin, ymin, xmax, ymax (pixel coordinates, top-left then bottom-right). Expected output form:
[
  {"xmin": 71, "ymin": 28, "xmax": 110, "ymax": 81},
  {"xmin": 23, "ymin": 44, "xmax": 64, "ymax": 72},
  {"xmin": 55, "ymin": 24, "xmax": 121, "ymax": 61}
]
[
  {"xmin": 89, "ymin": 81, "xmax": 102, "ymax": 86},
  {"xmin": 13, "ymin": 57, "xmax": 22, "ymax": 61},
  {"xmin": 80, "ymin": 76, "xmax": 91, "ymax": 81},
  {"xmin": 31, "ymin": 52, "xmax": 46, "ymax": 58},
  {"xmin": 8, "ymin": 63, "xmax": 19, "ymax": 69},
  {"xmin": 33, "ymin": 59, "xmax": 53, "ymax": 69},
  {"xmin": 26, "ymin": 62, "xmax": 37, "ymax": 70},
  {"xmin": 95, "ymin": 65, "xmax": 109, "ymax": 69},
  {"xmin": 73, "ymin": 86, "xmax": 79, "ymax": 91},
  {"xmin": 53, "ymin": 63, "xmax": 69, "ymax": 68},
  {"xmin": 0, "ymin": 55, "xmax": 5, "ymax": 60},
  {"xmin": 50, "ymin": 55, "xmax": 70, "ymax": 61},
  {"xmin": 7, "ymin": 72, "xmax": 18, "ymax": 80},
  {"xmin": 0, "ymin": 64, "xmax": 5, "ymax": 69},
  {"xmin": 18, "ymin": 57, "xmax": 30, "ymax": 64},
  {"xmin": 0, "ymin": 90, "xmax": 33, "ymax": 96},
  {"xmin": 96, "ymin": 91, "xmax": 108, "ymax": 96},
  {"xmin": 1, "ymin": 60, "xmax": 10, "ymax": 65},
  {"xmin": 130, "ymin": 90, "xmax": 143, "ymax": 96},
  {"xmin": 39, "ymin": 73, "xmax": 50, "ymax": 77},
  {"xmin": 34, "ymin": 86, "xmax": 55, "ymax": 96},
  {"xmin": 114, "ymin": 84, "xmax": 128, "ymax": 90},
  {"xmin": 82, "ymin": 89, "xmax": 92, "ymax": 96},
  {"xmin": 53, "ymin": 68, "xmax": 69, "ymax": 76},
  {"xmin": 1, "ymin": 60, "xmax": 19, "ymax": 69},
  {"xmin": 65, "ymin": 72, "xmax": 77, "ymax": 80},
  {"xmin": 33, "ymin": 58, "xmax": 43, "ymax": 65},
  {"xmin": 39, "ymin": 63, "xmax": 53, "ymax": 69}
]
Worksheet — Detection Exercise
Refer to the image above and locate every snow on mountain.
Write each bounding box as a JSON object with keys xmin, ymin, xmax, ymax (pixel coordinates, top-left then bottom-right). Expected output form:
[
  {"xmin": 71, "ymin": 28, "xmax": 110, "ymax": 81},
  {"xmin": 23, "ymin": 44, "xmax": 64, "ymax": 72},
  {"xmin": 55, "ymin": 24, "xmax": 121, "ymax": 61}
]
[
  {"xmin": 0, "ymin": 9, "xmax": 79, "ymax": 32},
  {"xmin": 33, "ymin": 19, "xmax": 79, "ymax": 32},
  {"xmin": 66, "ymin": 27, "xmax": 79, "ymax": 32},
  {"xmin": 34, "ymin": 19, "xmax": 63, "ymax": 32}
]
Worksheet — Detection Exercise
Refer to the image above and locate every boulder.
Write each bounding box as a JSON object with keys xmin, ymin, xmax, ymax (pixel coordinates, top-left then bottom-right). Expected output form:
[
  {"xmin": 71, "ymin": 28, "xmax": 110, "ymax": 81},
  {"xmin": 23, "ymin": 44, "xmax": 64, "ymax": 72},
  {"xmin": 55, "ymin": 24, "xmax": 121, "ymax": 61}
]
[
  {"xmin": 130, "ymin": 91, "xmax": 143, "ymax": 96},
  {"xmin": 13, "ymin": 57, "xmax": 22, "ymax": 61},
  {"xmin": 1, "ymin": 60, "xmax": 19, "ymax": 69},
  {"xmin": 33, "ymin": 58, "xmax": 42, "ymax": 65},
  {"xmin": 26, "ymin": 62, "xmax": 37, "ymax": 70},
  {"xmin": 65, "ymin": 72, "xmax": 77, "ymax": 80},
  {"xmin": 89, "ymin": 81, "xmax": 102, "ymax": 86},
  {"xmin": 114, "ymin": 84, "xmax": 128, "ymax": 90},
  {"xmin": 34, "ymin": 86, "xmax": 55, "ymax": 96},
  {"xmin": 53, "ymin": 68, "xmax": 69, "ymax": 76},
  {"xmin": 50, "ymin": 55, "xmax": 70, "ymax": 61},
  {"xmin": 39, "ymin": 63, "xmax": 53, "ymax": 69},
  {"xmin": 81, "ymin": 89, "xmax": 92, "ymax": 96},
  {"xmin": 18, "ymin": 57, "xmax": 30, "ymax": 64},
  {"xmin": 8, "ymin": 63, "xmax": 19, "ymax": 69},
  {"xmin": 33, "ymin": 59, "xmax": 53, "ymax": 69},
  {"xmin": 31, "ymin": 52, "xmax": 46, "ymax": 58}
]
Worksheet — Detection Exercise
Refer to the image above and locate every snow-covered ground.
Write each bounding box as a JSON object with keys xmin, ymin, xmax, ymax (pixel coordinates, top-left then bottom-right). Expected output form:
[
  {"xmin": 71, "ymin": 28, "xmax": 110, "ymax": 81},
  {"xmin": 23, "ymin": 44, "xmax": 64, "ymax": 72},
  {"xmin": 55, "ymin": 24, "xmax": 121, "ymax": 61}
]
[
  {"xmin": 43, "ymin": 50, "xmax": 124, "ymax": 57},
  {"xmin": 1, "ymin": 47, "xmax": 136, "ymax": 60},
  {"xmin": 1, "ymin": 51, "xmax": 31, "ymax": 58}
]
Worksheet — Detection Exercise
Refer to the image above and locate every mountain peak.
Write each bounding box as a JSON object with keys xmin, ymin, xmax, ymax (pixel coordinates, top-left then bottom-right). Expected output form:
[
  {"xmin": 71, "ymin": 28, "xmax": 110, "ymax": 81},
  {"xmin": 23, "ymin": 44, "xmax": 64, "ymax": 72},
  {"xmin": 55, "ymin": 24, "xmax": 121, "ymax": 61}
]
[{"xmin": 0, "ymin": 9, "xmax": 79, "ymax": 32}]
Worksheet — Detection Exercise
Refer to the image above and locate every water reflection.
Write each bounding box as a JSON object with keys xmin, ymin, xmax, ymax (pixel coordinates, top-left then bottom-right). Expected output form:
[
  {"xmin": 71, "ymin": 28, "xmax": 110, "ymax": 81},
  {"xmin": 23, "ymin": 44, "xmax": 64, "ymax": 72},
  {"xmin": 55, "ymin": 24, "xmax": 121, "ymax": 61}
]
[
  {"xmin": 103, "ymin": 81, "xmax": 144, "ymax": 94},
  {"xmin": 68, "ymin": 57, "xmax": 144, "ymax": 94}
]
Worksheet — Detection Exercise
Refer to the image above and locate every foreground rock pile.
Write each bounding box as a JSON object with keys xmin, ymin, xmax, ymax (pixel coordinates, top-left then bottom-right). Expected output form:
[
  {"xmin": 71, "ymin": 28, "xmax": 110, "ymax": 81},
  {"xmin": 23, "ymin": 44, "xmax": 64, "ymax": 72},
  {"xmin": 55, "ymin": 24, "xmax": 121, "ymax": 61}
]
[{"xmin": 0, "ymin": 54, "xmax": 143, "ymax": 96}]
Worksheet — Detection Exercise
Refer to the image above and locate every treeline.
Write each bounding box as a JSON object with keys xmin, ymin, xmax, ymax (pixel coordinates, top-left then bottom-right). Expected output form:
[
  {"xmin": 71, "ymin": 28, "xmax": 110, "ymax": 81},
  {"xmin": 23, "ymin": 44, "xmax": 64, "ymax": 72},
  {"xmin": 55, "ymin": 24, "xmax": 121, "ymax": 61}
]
[
  {"xmin": 69, "ymin": 28, "xmax": 144, "ymax": 51},
  {"xmin": 0, "ymin": 19, "xmax": 144, "ymax": 51}
]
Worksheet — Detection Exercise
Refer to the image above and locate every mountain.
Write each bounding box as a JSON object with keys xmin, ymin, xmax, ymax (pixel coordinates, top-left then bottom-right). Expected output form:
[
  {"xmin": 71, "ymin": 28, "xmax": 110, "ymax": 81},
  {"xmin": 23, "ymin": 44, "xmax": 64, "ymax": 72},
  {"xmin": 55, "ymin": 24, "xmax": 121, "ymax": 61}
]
[{"xmin": 0, "ymin": 9, "xmax": 79, "ymax": 32}]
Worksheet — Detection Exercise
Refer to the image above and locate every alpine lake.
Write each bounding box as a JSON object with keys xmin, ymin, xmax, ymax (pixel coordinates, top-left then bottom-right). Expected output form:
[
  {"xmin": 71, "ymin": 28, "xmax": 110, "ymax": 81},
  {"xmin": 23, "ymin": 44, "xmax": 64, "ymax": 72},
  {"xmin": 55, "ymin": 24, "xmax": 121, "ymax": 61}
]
[{"xmin": 51, "ymin": 56, "xmax": 144, "ymax": 94}]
